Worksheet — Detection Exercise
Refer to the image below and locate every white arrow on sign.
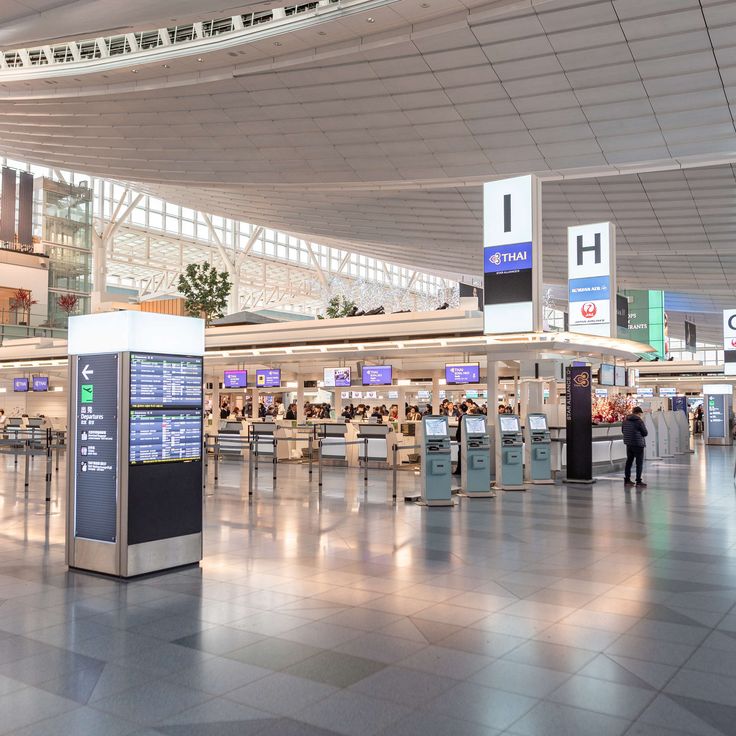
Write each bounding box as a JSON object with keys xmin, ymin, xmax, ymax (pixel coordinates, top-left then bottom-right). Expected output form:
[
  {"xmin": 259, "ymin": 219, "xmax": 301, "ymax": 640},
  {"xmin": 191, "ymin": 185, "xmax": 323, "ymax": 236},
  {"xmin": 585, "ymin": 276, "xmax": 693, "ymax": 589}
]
[{"xmin": 81, "ymin": 364, "xmax": 94, "ymax": 381}]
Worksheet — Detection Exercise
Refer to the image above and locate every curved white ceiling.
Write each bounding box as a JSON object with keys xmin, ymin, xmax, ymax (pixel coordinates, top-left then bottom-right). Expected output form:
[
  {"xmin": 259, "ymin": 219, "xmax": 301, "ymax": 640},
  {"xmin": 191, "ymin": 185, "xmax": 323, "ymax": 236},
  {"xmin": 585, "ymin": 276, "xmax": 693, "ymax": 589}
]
[
  {"xmin": 1, "ymin": 0, "xmax": 735, "ymax": 320},
  {"xmin": 0, "ymin": 1, "xmax": 274, "ymax": 47}
]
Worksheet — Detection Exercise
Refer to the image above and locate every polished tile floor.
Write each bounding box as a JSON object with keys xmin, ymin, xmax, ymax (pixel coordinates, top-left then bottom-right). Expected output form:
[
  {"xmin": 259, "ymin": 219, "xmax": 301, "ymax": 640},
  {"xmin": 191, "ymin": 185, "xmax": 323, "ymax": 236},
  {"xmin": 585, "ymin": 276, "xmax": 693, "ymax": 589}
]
[{"xmin": 1, "ymin": 441, "xmax": 736, "ymax": 735}]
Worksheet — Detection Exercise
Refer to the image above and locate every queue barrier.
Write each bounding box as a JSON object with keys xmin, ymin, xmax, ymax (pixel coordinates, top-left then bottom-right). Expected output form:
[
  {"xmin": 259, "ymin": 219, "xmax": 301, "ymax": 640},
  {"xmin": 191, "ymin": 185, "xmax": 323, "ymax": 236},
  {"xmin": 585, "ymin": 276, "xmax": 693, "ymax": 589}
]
[
  {"xmin": 0, "ymin": 428, "xmax": 62, "ymax": 503},
  {"xmin": 317, "ymin": 437, "xmax": 369, "ymax": 493}
]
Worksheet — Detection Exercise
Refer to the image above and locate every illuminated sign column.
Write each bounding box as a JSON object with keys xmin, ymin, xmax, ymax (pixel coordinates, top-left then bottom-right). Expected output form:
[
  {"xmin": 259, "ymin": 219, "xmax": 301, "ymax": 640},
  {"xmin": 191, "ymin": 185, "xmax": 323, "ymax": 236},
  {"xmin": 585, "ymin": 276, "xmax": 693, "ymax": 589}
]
[
  {"xmin": 723, "ymin": 310, "xmax": 736, "ymax": 376},
  {"xmin": 567, "ymin": 222, "xmax": 616, "ymax": 337},
  {"xmin": 66, "ymin": 311, "xmax": 205, "ymax": 578},
  {"xmin": 483, "ymin": 175, "xmax": 542, "ymax": 334}
]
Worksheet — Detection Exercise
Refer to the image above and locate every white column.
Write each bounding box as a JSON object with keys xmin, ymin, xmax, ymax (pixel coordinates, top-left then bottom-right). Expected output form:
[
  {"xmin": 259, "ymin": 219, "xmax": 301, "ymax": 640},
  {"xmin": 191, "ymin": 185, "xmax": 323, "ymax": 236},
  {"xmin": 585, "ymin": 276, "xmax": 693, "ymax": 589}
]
[
  {"xmin": 431, "ymin": 371, "xmax": 441, "ymax": 414},
  {"xmin": 91, "ymin": 230, "xmax": 107, "ymax": 313},
  {"xmin": 296, "ymin": 375, "xmax": 305, "ymax": 421},
  {"xmin": 251, "ymin": 388, "xmax": 260, "ymax": 419}
]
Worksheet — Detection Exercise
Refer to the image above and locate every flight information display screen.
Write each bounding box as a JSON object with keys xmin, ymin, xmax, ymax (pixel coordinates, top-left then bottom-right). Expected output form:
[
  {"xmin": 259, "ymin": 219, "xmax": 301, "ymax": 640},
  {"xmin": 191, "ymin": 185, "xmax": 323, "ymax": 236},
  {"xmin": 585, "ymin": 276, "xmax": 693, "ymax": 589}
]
[
  {"xmin": 130, "ymin": 353, "xmax": 202, "ymax": 408},
  {"xmin": 129, "ymin": 353, "xmax": 203, "ymax": 465},
  {"xmin": 129, "ymin": 409, "xmax": 202, "ymax": 464}
]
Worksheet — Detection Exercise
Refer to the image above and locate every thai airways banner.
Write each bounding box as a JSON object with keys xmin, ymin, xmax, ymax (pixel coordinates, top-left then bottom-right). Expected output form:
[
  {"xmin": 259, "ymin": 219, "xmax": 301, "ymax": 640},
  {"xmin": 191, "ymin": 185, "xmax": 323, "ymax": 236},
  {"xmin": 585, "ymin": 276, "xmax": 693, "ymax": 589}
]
[
  {"xmin": 565, "ymin": 365, "xmax": 593, "ymax": 483},
  {"xmin": 483, "ymin": 175, "xmax": 541, "ymax": 334},
  {"xmin": 567, "ymin": 222, "xmax": 616, "ymax": 338}
]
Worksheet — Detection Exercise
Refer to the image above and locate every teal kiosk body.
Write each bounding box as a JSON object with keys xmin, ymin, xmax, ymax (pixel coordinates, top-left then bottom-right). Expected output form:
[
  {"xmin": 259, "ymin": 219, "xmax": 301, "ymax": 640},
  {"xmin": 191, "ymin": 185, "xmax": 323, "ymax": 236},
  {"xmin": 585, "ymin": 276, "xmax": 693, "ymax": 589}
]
[
  {"xmin": 460, "ymin": 414, "xmax": 494, "ymax": 497},
  {"xmin": 525, "ymin": 413, "xmax": 553, "ymax": 484},
  {"xmin": 496, "ymin": 414, "xmax": 526, "ymax": 490},
  {"xmin": 419, "ymin": 416, "xmax": 453, "ymax": 506}
]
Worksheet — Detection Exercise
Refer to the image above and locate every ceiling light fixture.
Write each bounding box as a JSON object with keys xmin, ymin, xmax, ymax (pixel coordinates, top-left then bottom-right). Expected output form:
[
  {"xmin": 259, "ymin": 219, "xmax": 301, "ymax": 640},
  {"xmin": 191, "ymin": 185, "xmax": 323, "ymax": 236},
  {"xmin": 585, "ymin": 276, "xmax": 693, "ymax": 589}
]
[
  {"xmin": 273, "ymin": 41, "xmax": 282, "ymax": 46},
  {"xmin": 162, "ymin": 64, "xmax": 170, "ymax": 69},
  {"xmin": 196, "ymin": 57, "xmax": 203, "ymax": 62},
  {"xmin": 131, "ymin": 69, "xmax": 138, "ymax": 73},
  {"xmin": 367, "ymin": 17, "xmax": 375, "ymax": 22}
]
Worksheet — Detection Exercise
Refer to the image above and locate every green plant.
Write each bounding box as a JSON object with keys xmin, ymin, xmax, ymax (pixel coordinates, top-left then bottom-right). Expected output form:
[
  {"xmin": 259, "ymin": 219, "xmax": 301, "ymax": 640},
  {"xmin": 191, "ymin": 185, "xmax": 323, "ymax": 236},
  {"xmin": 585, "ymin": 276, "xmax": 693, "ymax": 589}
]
[
  {"xmin": 318, "ymin": 295, "xmax": 356, "ymax": 319},
  {"xmin": 177, "ymin": 262, "xmax": 231, "ymax": 325},
  {"xmin": 10, "ymin": 288, "xmax": 37, "ymax": 325}
]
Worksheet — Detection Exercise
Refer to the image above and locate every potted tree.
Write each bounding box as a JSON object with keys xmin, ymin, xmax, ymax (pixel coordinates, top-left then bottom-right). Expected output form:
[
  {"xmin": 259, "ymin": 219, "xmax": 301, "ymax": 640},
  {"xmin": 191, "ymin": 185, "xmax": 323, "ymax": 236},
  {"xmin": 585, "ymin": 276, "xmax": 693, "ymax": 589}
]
[
  {"xmin": 177, "ymin": 262, "xmax": 231, "ymax": 325},
  {"xmin": 10, "ymin": 288, "xmax": 37, "ymax": 326},
  {"xmin": 56, "ymin": 293, "xmax": 80, "ymax": 326}
]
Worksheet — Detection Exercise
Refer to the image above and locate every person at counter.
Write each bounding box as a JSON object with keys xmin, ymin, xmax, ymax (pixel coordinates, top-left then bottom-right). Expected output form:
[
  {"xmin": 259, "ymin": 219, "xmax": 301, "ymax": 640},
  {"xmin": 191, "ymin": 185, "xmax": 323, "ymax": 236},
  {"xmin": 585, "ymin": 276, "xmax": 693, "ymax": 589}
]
[
  {"xmin": 622, "ymin": 406, "xmax": 648, "ymax": 490},
  {"xmin": 220, "ymin": 402, "xmax": 230, "ymax": 420},
  {"xmin": 285, "ymin": 402, "xmax": 298, "ymax": 420},
  {"xmin": 229, "ymin": 406, "xmax": 241, "ymax": 420},
  {"xmin": 0, "ymin": 409, "xmax": 6, "ymax": 430},
  {"xmin": 389, "ymin": 405, "xmax": 399, "ymax": 421},
  {"xmin": 407, "ymin": 406, "xmax": 421, "ymax": 421}
]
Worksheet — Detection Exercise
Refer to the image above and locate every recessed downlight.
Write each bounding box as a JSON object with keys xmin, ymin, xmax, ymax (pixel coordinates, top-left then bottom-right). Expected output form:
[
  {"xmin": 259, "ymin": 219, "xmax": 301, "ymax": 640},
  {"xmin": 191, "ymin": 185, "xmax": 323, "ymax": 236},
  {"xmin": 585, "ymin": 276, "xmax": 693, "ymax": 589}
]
[{"xmin": 367, "ymin": 16, "xmax": 375, "ymax": 22}]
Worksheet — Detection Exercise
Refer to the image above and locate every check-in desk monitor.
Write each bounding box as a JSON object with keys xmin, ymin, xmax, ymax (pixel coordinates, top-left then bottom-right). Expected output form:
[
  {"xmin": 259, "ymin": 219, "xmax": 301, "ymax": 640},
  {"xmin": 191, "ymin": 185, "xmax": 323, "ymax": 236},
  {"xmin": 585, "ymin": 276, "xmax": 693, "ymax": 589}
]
[
  {"xmin": 318, "ymin": 421, "xmax": 348, "ymax": 462},
  {"xmin": 419, "ymin": 416, "xmax": 453, "ymax": 506},
  {"xmin": 460, "ymin": 415, "xmax": 492, "ymax": 497},
  {"xmin": 525, "ymin": 413, "xmax": 552, "ymax": 484},
  {"xmin": 356, "ymin": 422, "xmax": 391, "ymax": 462},
  {"xmin": 497, "ymin": 414, "xmax": 525, "ymax": 490}
]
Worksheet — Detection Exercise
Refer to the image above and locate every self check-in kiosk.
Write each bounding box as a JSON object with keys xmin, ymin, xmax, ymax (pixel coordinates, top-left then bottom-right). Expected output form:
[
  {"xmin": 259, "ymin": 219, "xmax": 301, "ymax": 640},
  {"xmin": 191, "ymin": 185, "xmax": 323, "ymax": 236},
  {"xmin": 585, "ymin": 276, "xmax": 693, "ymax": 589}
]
[
  {"xmin": 495, "ymin": 414, "xmax": 526, "ymax": 490},
  {"xmin": 524, "ymin": 413, "xmax": 553, "ymax": 484},
  {"xmin": 460, "ymin": 415, "xmax": 494, "ymax": 497},
  {"xmin": 419, "ymin": 416, "xmax": 453, "ymax": 506}
]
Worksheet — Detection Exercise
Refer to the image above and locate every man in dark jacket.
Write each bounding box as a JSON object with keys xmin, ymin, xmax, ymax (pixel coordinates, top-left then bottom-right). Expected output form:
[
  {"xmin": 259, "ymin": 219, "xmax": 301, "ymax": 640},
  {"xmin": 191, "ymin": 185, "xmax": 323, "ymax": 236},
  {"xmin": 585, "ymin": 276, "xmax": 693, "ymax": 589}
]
[{"xmin": 622, "ymin": 407, "xmax": 648, "ymax": 489}]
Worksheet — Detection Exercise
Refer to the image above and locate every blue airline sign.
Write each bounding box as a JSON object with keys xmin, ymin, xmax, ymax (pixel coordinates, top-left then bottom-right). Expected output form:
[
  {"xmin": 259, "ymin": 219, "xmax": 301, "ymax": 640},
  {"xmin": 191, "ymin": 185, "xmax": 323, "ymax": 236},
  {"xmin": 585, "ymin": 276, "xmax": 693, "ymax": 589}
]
[{"xmin": 484, "ymin": 242, "xmax": 532, "ymax": 274}]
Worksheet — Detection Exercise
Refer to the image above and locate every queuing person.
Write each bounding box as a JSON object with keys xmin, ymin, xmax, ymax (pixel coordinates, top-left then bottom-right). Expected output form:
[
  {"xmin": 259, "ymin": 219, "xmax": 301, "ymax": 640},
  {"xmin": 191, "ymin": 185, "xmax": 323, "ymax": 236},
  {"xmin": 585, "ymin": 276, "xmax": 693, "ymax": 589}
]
[
  {"xmin": 622, "ymin": 406, "xmax": 648, "ymax": 490},
  {"xmin": 453, "ymin": 403, "xmax": 467, "ymax": 477},
  {"xmin": 694, "ymin": 404, "xmax": 704, "ymax": 434}
]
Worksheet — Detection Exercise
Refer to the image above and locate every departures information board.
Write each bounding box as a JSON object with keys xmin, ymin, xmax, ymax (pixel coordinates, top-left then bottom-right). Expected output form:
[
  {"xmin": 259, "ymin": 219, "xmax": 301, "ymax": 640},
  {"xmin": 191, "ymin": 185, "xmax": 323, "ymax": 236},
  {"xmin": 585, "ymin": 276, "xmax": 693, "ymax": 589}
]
[
  {"xmin": 129, "ymin": 353, "xmax": 203, "ymax": 465},
  {"xmin": 130, "ymin": 353, "xmax": 202, "ymax": 408}
]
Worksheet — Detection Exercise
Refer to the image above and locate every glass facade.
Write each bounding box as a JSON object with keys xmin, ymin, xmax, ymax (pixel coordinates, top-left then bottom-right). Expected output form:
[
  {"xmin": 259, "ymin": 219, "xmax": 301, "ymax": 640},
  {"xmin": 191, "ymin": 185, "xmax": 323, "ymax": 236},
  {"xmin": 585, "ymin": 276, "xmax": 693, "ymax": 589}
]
[{"xmin": 42, "ymin": 178, "xmax": 92, "ymax": 327}]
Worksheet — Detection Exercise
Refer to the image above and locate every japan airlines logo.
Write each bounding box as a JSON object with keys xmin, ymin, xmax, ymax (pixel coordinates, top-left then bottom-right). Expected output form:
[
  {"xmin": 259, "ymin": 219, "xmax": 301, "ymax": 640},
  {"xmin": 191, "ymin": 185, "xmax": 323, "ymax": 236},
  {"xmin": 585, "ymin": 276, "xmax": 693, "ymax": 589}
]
[
  {"xmin": 581, "ymin": 302, "xmax": 597, "ymax": 319},
  {"xmin": 731, "ymin": 339, "xmax": 736, "ymax": 348}
]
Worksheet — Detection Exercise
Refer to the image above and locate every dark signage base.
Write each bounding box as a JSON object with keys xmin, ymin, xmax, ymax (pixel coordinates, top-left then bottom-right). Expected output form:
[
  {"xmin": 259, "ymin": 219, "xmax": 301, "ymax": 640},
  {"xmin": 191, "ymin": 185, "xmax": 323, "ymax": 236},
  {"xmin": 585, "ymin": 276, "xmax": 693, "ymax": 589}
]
[
  {"xmin": 69, "ymin": 561, "xmax": 200, "ymax": 581},
  {"xmin": 128, "ymin": 460, "xmax": 203, "ymax": 545}
]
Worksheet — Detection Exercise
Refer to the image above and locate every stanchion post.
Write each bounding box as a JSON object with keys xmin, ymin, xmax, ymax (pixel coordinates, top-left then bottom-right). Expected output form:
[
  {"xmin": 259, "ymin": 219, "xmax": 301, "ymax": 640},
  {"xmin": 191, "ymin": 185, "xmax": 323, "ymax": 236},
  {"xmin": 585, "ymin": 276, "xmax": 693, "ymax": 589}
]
[
  {"xmin": 248, "ymin": 439, "xmax": 254, "ymax": 499},
  {"xmin": 213, "ymin": 436, "xmax": 220, "ymax": 483},
  {"xmin": 392, "ymin": 443, "xmax": 398, "ymax": 503},
  {"xmin": 363, "ymin": 438, "xmax": 369, "ymax": 487},
  {"xmin": 308, "ymin": 434, "xmax": 313, "ymax": 478},
  {"xmin": 24, "ymin": 439, "xmax": 30, "ymax": 492},
  {"xmin": 45, "ymin": 430, "xmax": 52, "ymax": 503},
  {"xmin": 273, "ymin": 437, "xmax": 278, "ymax": 483},
  {"xmin": 318, "ymin": 439, "xmax": 323, "ymax": 490}
]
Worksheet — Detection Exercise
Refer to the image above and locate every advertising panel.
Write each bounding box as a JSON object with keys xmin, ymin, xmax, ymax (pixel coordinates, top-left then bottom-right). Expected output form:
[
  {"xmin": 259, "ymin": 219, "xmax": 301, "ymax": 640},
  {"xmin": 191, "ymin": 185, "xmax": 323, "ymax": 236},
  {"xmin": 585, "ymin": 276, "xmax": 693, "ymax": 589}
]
[
  {"xmin": 323, "ymin": 367, "xmax": 351, "ymax": 387},
  {"xmin": 483, "ymin": 175, "xmax": 540, "ymax": 334},
  {"xmin": 256, "ymin": 369, "xmax": 281, "ymax": 388},
  {"xmin": 445, "ymin": 364, "xmax": 480, "ymax": 384},
  {"xmin": 362, "ymin": 365, "xmax": 392, "ymax": 386},
  {"xmin": 567, "ymin": 222, "xmax": 616, "ymax": 337},
  {"xmin": 723, "ymin": 310, "xmax": 736, "ymax": 376},
  {"xmin": 223, "ymin": 370, "xmax": 247, "ymax": 388},
  {"xmin": 659, "ymin": 387, "xmax": 676, "ymax": 397}
]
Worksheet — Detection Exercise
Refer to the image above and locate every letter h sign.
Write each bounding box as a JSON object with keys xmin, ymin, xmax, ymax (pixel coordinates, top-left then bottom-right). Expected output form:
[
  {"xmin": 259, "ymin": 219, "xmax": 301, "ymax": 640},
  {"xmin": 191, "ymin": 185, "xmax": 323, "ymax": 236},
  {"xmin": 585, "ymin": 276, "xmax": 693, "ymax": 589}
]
[{"xmin": 577, "ymin": 232, "xmax": 601, "ymax": 266}]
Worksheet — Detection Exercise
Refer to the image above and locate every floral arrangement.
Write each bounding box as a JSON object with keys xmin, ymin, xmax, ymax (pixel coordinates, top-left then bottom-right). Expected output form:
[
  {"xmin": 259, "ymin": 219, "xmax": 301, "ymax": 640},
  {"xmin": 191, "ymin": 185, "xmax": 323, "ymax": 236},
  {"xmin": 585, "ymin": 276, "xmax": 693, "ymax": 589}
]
[{"xmin": 592, "ymin": 394, "xmax": 635, "ymax": 424}]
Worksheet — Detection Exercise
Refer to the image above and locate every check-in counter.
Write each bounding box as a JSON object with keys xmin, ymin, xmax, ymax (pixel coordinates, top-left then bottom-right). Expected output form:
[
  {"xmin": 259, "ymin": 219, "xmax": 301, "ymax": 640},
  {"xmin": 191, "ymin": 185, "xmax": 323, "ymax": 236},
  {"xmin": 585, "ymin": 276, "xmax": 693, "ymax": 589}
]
[
  {"xmin": 550, "ymin": 422, "xmax": 626, "ymax": 474},
  {"xmin": 249, "ymin": 420, "xmax": 291, "ymax": 461},
  {"xmin": 347, "ymin": 421, "xmax": 395, "ymax": 467},
  {"xmin": 315, "ymin": 420, "xmax": 348, "ymax": 464},
  {"xmin": 218, "ymin": 420, "xmax": 246, "ymax": 456}
]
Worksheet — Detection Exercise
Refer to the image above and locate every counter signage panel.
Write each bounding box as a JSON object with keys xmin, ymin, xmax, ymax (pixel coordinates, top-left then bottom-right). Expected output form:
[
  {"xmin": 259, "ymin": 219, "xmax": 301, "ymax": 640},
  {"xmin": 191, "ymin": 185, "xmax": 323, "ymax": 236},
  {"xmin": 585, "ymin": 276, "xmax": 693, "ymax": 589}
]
[
  {"xmin": 362, "ymin": 365, "xmax": 392, "ymax": 385},
  {"xmin": 445, "ymin": 364, "xmax": 480, "ymax": 384},
  {"xmin": 223, "ymin": 370, "xmax": 247, "ymax": 388},
  {"xmin": 707, "ymin": 395, "xmax": 726, "ymax": 438},
  {"xmin": 130, "ymin": 353, "xmax": 202, "ymax": 407},
  {"xmin": 129, "ymin": 353, "xmax": 203, "ymax": 465},
  {"xmin": 75, "ymin": 353, "xmax": 119, "ymax": 542},
  {"xmin": 13, "ymin": 377, "xmax": 28, "ymax": 392},
  {"xmin": 256, "ymin": 369, "xmax": 281, "ymax": 388},
  {"xmin": 637, "ymin": 388, "xmax": 654, "ymax": 398},
  {"xmin": 614, "ymin": 366, "xmax": 627, "ymax": 387},
  {"xmin": 598, "ymin": 364, "xmax": 614, "ymax": 386},
  {"xmin": 659, "ymin": 387, "xmax": 676, "ymax": 397},
  {"xmin": 32, "ymin": 376, "xmax": 48, "ymax": 392},
  {"xmin": 129, "ymin": 410, "xmax": 202, "ymax": 464}
]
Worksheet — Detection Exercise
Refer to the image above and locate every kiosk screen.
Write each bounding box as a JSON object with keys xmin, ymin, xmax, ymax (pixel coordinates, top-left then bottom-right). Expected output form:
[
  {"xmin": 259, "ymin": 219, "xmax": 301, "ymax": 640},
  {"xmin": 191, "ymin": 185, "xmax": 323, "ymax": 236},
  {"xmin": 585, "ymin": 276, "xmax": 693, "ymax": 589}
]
[
  {"xmin": 499, "ymin": 416, "xmax": 520, "ymax": 433},
  {"xmin": 464, "ymin": 416, "xmax": 486, "ymax": 434},
  {"xmin": 425, "ymin": 418, "xmax": 447, "ymax": 436},
  {"xmin": 528, "ymin": 414, "xmax": 547, "ymax": 431}
]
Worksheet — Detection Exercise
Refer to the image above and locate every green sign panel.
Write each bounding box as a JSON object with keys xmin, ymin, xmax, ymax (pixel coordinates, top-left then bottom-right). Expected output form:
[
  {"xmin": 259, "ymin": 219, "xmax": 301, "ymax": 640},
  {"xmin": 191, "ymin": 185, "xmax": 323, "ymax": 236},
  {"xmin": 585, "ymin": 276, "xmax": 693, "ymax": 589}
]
[
  {"xmin": 619, "ymin": 289, "xmax": 666, "ymax": 359},
  {"xmin": 81, "ymin": 384, "xmax": 94, "ymax": 403}
]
